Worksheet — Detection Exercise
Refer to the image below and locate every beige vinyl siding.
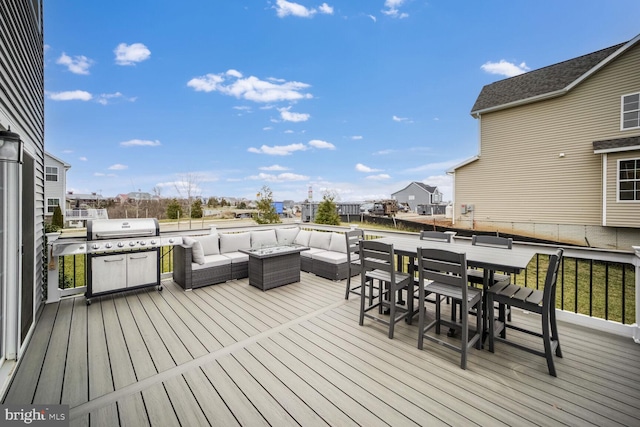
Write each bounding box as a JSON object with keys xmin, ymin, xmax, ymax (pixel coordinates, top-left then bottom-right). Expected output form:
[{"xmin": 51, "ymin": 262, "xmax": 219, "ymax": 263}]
[
  {"xmin": 455, "ymin": 42, "xmax": 640, "ymax": 227},
  {"xmin": 604, "ymin": 151, "xmax": 640, "ymax": 227}
]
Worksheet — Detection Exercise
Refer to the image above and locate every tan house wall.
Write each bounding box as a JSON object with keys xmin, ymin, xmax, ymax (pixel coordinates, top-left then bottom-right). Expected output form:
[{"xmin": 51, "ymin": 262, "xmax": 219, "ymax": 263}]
[
  {"xmin": 604, "ymin": 150, "xmax": 640, "ymax": 227},
  {"xmin": 454, "ymin": 42, "xmax": 640, "ymax": 248}
]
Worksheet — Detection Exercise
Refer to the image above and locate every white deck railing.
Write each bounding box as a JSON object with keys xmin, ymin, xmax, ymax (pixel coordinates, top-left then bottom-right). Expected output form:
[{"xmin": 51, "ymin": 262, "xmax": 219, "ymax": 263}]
[{"xmin": 45, "ymin": 224, "xmax": 640, "ymax": 343}]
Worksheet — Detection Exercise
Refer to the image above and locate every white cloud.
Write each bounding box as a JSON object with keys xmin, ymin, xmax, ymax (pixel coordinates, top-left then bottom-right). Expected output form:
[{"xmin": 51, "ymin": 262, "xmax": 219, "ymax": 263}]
[
  {"xmin": 56, "ymin": 52, "xmax": 92, "ymax": 75},
  {"xmin": 308, "ymin": 139, "xmax": 335, "ymax": 150},
  {"xmin": 366, "ymin": 174, "xmax": 391, "ymax": 180},
  {"xmin": 248, "ymin": 143, "xmax": 307, "ymax": 156},
  {"xmin": 120, "ymin": 139, "xmax": 161, "ymax": 147},
  {"xmin": 114, "ymin": 43, "xmax": 151, "ymax": 66},
  {"xmin": 382, "ymin": 0, "xmax": 409, "ymax": 18},
  {"xmin": 318, "ymin": 3, "xmax": 334, "ymax": 14},
  {"xmin": 351, "ymin": 135, "xmax": 363, "ymax": 140},
  {"xmin": 188, "ymin": 70, "xmax": 312, "ymax": 103},
  {"xmin": 284, "ymin": 130, "xmax": 294, "ymax": 134},
  {"xmin": 79, "ymin": 157, "xmax": 87, "ymax": 161},
  {"xmin": 263, "ymin": 126, "xmax": 273, "ymax": 131},
  {"xmin": 247, "ymin": 172, "xmax": 309, "ymax": 182},
  {"xmin": 274, "ymin": 0, "xmax": 314, "ymax": 17},
  {"xmin": 48, "ymin": 90, "xmax": 93, "ymax": 101},
  {"xmin": 368, "ymin": 14, "xmax": 377, "ymax": 22},
  {"xmin": 97, "ymin": 92, "xmax": 137, "ymax": 105},
  {"xmin": 260, "ymin": 164, "xmax": 289, "ymax": 171},
  {"xmin": 405, "ymin": 159, "xmax": 465, "ymax": 173},
  {"xmin": 481, "ymin": 60, "xmax": 530, "ymax": 77},
  {"xmin": 279, "ymin": 107, "xmax": 310, "ymax": 122},
  {"xmin": 94, "ymin": 172, "xmax": 105, "ymax": 177},
  {"xmin": 108, "ymin": 164, "xmax": 128, "ymax": 170},
  {"xmin": 392, "ymin": 115, "xmax": 411, "ymax": 122},
  {"xmin": 355, "ymin": 163, "xmax": 381, "ymax": 173}
]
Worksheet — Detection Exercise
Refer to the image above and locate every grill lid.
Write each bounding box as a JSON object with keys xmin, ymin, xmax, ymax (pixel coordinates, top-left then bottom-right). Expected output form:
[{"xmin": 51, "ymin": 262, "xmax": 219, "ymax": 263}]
[{"xmin": 87, "ymin": 218, "xmax": 159, "ymax": 240}]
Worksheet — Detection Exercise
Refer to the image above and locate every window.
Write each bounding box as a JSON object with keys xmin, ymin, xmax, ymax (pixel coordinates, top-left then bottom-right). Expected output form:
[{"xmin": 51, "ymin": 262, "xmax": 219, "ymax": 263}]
[
  {"xmin": 47, "ymin": 198, "xmax": 60, "ymax": 213},
  {"xmin": 45, "ymin": 166, "xmax": 58, "ymax": 182},
  {"xmin": 621, "ymin": 93, "xmax": 640, "ymax": 130},
  {"xmin": 618, "ymin": 159, "xmax": 640, "ymax": 201}
]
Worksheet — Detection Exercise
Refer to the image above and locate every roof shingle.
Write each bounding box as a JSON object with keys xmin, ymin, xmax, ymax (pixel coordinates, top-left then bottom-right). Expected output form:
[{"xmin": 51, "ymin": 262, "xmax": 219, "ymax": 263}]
[{"xmin": 471, "ymin": 42, "xmax": 626, "ymax": 114}]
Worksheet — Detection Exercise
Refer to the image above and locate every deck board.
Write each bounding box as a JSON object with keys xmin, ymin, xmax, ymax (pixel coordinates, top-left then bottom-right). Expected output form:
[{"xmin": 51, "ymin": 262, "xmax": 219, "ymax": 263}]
[
  {"xmin": 4, "ymin": 272, "xmax": 640, "ymax": 427},
  {"xmin": 32, "ymin": 298, "xmax": 73, "ymax": 404},
  {"xmin": 61, "ymin": 297, "xmax": 89, "ymax": 407},
  {"xmin": 87, "ymin": 298, "xmax": 114, "ymax": 401}
]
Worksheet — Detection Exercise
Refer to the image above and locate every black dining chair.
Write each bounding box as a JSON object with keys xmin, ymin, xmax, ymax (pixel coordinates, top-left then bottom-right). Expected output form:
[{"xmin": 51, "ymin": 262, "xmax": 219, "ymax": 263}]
[
  {"xmin": 344, "ymin": 229, "xmax": 372, "ymax": 300},
  {"xmin": 467, "ymin": 235, "xmax": 513, "ymax": 288},
  {"xmin": 358, "ymin": 240, "xmax": 413, "ymax": 339},
  {"xmin": 416, "ymin": 248, "xmax": 483, "ymax": 369},
  {"xmin": 487, "ymin": 248, "xmax": 564, "ymax": 376}
]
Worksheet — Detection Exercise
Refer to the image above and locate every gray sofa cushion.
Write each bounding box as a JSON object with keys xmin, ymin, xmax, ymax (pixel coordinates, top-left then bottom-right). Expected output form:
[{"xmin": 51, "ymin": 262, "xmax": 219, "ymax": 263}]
[
  {"xmin": 294, "ymin": 229, "xmax": 312, "ymax": 246},
  {"xmin": 183, "ymin": 236, "xmax": 205, "ymax": 265},
  {"xmin": 251, "ymin": 229, "xmax": 278, "ymax": 249},
  {"xmin": 313, "ymin": 250, "xmax": 348, "ymax": 265},
  {"xmin": 222, "ymin": 252, "xmax": 249, "ymax": 263},
  {"xmin": 276, "ymin": 227, "xmax": 300, "ymax": 245},
  {"xmin": 194, "ymin": 234, "xmax": 220, "ymax": 255},
  {"xmin": 309, "ymin": 231, "xmax": 332, "ymax": 250},
  {"xmin": 220, "ymin": 232, "xmax": 251, "ymax": 253},
  {"xmin": 192, "ymin": 254, "xmax": 230, "ymax": 271},
  {"xmin": 328, "ymin": 232, "xmax": 347, "ymax": 253}
]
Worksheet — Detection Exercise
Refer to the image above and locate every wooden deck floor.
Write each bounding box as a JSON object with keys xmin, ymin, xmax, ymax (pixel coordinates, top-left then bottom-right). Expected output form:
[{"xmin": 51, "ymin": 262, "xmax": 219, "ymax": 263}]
[{"xmin": 4, "ymin": 273, "xmax": 640, "ymax": 426}]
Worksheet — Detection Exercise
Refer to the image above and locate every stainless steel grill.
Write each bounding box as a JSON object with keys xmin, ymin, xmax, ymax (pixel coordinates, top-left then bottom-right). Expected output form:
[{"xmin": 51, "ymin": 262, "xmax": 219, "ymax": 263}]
[{"xmin": 86, "ymin": 218, "xmax": 162, "ymax": 303}]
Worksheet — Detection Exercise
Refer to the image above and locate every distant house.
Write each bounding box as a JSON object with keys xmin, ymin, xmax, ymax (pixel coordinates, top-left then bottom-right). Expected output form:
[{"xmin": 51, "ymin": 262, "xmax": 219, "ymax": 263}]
[
  {"xmin": 127, "ymin": 191, "xmax": 153, "ymax": 201},
  {"xmin": 66, "ymin": 191, "xmax": 106, "ymax": 209},
  {"xmin": 448, "ymin": 34, "xmax": 640, "ymax": 249},
  {"xmin": 115, "ymin": 193, "xmax": 129, "ymax": 204},
  {"xmin": 391, "ymin": 182, "xmax": 444, "ymax": 213},
  {"xmin": 44, "ymin": 152, "xmax": 71, "ymax": 223}
]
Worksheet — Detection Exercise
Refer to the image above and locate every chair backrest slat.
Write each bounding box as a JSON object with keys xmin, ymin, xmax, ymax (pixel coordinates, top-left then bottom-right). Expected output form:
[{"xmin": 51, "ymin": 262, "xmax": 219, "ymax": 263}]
[
  {"xmin": 360, "ymin": 240, "xmax": 396, "ymax": 275},
  {"xmin": 472, "ymin": 235, "xmax": 512, "ymax": 249},
  {"xmin": 417, "ymin": 248, "xmax": 467, "ymax": 292},
  {"xmin": 542, "ymin": 248, "xmax": 563, "ymax": 306},
  {"xmin": 420, "ymin": 231, "xmax": 452, "ymax": 242},
  {"xmin": 346, "ymin": 229, "xmax": 364, "ymax": 263}
]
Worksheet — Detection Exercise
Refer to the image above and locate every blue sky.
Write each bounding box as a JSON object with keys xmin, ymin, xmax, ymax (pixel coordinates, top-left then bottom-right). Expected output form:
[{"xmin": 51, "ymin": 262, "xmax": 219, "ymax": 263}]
[{"xmin": 44, "ymin": 0, "xmax": 639, "ymax": 203}]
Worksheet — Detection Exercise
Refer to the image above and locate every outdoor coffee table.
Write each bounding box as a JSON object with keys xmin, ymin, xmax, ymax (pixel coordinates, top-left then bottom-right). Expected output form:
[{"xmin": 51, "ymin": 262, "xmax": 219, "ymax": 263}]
[{"xmin": 239, "ymin": 244, "xmax": 309, "ymax": 291}]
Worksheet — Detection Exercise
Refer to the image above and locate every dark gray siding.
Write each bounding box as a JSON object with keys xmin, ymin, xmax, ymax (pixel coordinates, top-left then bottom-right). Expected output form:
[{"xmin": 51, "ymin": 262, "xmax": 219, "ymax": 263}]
[{"xmin": 0, "ymin": 0, "xmax": 45, "ymax": 305}]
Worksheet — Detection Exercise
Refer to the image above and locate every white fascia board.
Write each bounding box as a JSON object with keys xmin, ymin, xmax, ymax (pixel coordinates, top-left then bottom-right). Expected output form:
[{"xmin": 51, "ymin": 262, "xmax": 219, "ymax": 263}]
[
  {"xmin": 594, "ymin": 145, "xmax": 640, "ymax": 154},
  {"xmin": 446, "ymin": 155, "xmax": 480, "ymax": 174}
]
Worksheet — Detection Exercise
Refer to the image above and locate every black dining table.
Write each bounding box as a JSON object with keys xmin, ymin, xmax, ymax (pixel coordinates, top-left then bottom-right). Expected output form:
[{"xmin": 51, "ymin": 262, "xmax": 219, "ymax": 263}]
[{"xmin": 375, "ymin": 235, "xmax": 538, "ymax": 336}]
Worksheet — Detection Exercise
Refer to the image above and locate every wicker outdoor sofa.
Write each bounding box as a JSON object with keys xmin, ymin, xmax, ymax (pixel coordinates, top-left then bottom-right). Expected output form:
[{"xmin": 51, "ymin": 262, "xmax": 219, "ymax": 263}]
[{"xmin": 173, "ymin": 226, "xmax": 356, "ymax": 290}]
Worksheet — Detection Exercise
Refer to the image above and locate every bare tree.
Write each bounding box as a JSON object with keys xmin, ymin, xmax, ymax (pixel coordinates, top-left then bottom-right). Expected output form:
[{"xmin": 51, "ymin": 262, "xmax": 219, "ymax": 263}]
[
  {"xmin": 152, "ymin": 185, "xmax": 162, "ymax": 200},
  {"xmin": 173, "ymin": 173, "xmax": 202, "ymax": 228}
]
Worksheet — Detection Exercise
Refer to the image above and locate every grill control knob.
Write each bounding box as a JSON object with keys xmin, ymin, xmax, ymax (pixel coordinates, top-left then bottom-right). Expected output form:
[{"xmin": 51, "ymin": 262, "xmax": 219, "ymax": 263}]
[
  {"xmin": 168, "ymin": 238, "xmax": 175, "ymax": 244},
  {"xmin": 105, "ymin": 243, "xmax": 113, "ymax": 249},
  {"xmin": 117, "ymin": 242, "xmax": 125, "ymax": 248},
  {"xmin": 92, "ymin": 243, "xmax": 100, "ymax": 250},
  {"xmin": 140, "ymin": 241, "xmax": 146, "ymax": 246},
  {"xmin": 129, "ymin": 241, "xmax": 136, "ymax": 247},
  {"xmin": 150, "ymin": 239, "xmax": 157, "ymax": 245}
]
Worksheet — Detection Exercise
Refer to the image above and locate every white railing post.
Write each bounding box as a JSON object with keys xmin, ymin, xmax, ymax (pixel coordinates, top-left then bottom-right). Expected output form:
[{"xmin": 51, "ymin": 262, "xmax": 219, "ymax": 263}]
[
  {"xmin": 633, "ymin": 246, "xmax": 640, "ymax": 343},
  {"xmin": 46, "ymin": 232, "xmax": 61, "ymax": 304}
]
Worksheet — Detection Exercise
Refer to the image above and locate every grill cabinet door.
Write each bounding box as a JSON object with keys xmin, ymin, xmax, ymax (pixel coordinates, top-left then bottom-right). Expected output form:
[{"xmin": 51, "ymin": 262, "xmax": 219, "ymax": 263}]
[
  {"xmin": 127, "ymin": 252, "xmax": 158, "ymax": 287},
  {"xmin": 91, "ymin": 254, "xmax": 127, "ymax": 293}
]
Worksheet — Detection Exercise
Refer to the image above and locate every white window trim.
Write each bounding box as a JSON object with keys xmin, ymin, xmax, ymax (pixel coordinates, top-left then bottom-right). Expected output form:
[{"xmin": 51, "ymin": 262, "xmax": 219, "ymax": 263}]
[
  {"xmin": 620, "ymin": 92, "xmax": 640, "ymax": 131},
  {"xmin": 46, "ymin": 198, "xmax": 60, "ymax": 214},
  {"xmin": 616, "ymin": 157, "xmax": 640, "ymax": 203},
  {"xmin": 45, "ymin": 166, "xmax": 58, "ymax": 182}
]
